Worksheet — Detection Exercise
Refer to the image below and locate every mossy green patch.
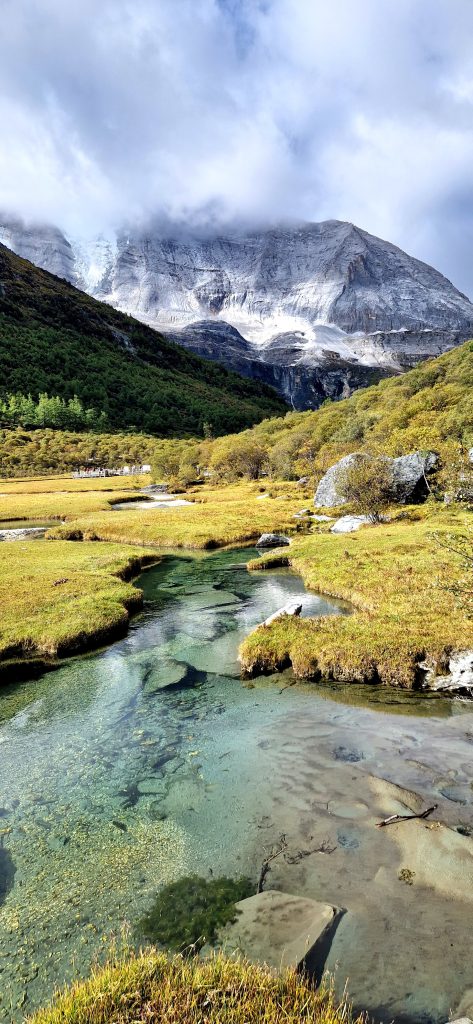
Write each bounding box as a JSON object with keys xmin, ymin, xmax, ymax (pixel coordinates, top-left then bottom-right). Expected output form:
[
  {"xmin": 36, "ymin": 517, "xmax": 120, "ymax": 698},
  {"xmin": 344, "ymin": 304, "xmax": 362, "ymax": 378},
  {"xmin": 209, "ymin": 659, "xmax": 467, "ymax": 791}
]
[{"xmin": 137, "ymin": 875, "xmax": 254, "ymax": 952}]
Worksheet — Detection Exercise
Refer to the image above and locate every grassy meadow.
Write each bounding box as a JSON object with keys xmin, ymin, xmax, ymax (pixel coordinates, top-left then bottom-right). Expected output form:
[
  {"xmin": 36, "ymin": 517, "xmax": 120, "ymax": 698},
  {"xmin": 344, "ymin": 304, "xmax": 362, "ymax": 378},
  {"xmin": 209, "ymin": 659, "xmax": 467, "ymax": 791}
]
[
  {"xmin": 0, "ymin": 470, "xmax": 471, "ymax": 689},
  {"xmin": 27, "ymin": 950, "xmax": 362, "ymax": 1024},
  {"xmin": 48, "ymin": 480, "xmax": 311, "ymax": 549},
  {"xmin": 240, "ymin": 505, "xmax": 473, "ymax": 688},
  {"xmin": 0, "ymin": 539, "xmax": 157, "ymax": 674},
  {"xmin": 0, "ymin": 475, "xmax": 310, "ymax": 674},
  {"xmin": 0, "ymin": 477, "xmax": 148, "ymax": 522}
]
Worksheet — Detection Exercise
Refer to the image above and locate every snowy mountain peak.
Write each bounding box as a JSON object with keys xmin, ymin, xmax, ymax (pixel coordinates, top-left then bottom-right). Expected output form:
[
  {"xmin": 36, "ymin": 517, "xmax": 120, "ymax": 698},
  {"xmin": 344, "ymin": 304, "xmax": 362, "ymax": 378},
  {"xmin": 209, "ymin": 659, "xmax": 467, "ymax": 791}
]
[{"xmin": 1, "ymin": 215, "xmax": 472, "ymax": 410}]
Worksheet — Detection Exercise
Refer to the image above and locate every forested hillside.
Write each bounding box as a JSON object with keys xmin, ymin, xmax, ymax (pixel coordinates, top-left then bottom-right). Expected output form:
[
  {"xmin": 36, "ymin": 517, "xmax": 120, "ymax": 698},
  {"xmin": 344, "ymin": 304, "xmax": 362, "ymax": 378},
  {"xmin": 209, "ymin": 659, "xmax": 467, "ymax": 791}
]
[{"xmin": 0, "ymin": 243, "xmax": 287, "ymax": 437}]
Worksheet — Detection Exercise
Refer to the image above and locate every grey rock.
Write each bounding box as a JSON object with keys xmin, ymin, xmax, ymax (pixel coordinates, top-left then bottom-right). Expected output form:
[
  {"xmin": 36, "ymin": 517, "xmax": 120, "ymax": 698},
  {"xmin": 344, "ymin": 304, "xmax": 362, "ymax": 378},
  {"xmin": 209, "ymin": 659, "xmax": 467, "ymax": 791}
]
[
  {"xmin": 330, "ymin": 515, "xmax": 371, "ymax": 533},
  {"xmin": 2, "ymin": 217, "xmax": 473, "ymax": 411},
  {"xmin": 315, "ymin": 450, "xmax": 438, "ymax": 508},
  {"xmin": 424, "ymin": 651, "xmax": 473, "ymax": 697},
  {"xmin": 256, "ymin": 533, "xmax": 291, "ymax": 548},
  {"xmin": 390, "ymin": 450, "xmax": 439, "ymax": 503},
  {"xmin": 262, "ymin": 601, "xmax": 302, "ymax": 626},
  {"xmin": 315, "ymin": 453, "xmax": 359, "ymax": 507}
]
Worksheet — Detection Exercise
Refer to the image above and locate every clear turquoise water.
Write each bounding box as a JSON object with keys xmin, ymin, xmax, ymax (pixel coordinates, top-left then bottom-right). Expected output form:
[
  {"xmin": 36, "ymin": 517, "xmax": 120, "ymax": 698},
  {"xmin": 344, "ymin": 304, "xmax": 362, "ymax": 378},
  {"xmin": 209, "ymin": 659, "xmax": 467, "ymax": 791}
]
[{"xmin": 0, "ymin": 548, "xmax": 471, "ymax": 1021}]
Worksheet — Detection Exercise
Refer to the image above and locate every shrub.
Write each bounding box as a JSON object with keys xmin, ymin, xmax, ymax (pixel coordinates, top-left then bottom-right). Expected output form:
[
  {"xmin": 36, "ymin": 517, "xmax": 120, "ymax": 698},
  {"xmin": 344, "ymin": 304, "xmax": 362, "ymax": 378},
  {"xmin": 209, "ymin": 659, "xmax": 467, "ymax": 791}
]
[{"xmin": 336, "ymin": 454, "xmax": 394, "ymax": 521}]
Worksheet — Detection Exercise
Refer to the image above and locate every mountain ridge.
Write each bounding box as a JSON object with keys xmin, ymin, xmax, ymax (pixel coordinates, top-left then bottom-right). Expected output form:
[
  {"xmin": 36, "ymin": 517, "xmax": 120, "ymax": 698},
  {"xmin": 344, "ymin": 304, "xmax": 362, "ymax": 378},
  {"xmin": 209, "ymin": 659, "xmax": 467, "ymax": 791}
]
[{"xmin": 2, "ymin": 216, "xmax": 473, "ymax": 409}]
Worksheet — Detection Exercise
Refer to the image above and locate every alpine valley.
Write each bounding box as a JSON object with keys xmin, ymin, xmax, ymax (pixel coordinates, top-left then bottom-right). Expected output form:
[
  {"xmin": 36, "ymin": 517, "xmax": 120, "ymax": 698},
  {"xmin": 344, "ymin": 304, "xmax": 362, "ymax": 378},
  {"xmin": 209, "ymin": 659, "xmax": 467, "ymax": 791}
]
[{"xmin": 2, "ymin": 216, "xmax": 473, "ymax": 409}]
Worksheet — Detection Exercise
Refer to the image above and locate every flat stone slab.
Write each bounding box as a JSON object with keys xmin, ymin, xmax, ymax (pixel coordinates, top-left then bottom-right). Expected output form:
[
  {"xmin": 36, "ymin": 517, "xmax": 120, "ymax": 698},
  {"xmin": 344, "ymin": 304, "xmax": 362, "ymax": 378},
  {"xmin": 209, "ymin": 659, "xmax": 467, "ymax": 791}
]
[{"xmin": 221, "ymin": 889, "xmax": 342, "ymax": 973}]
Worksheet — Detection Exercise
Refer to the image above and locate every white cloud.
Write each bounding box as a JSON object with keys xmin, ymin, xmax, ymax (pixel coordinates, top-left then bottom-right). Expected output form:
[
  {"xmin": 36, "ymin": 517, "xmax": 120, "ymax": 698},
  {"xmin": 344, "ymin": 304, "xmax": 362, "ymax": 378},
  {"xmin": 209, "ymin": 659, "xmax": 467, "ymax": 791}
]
[{"xmin": 1, "ymin": 0, "xmax": 473, "ymax": 291}]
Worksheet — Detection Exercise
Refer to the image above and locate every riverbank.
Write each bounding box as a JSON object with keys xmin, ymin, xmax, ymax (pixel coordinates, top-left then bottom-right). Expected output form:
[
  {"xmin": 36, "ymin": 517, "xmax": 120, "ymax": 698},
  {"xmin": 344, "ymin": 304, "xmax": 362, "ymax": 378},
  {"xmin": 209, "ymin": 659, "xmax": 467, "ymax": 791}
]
[
  {"xmin": 0, "ymin": 476, "xmax": 309, "ymax": 680},
  {"xmin": 0, "ymin": 541, "xmax": 158, "ymax": 678},
  {"xmin": 240, "ymin": 507, "xmax": 473, "ymax": 689},
  {"xmin": 0, "ymin": 474, "xmax": 472, "ymax": 689},
  {"xmin": 27, "ymin": 949, "xmax": 361, "ymax": 1024},
  {"xmin": 48, "ymin": 481, "xmax": 309, "ymax": 548}
]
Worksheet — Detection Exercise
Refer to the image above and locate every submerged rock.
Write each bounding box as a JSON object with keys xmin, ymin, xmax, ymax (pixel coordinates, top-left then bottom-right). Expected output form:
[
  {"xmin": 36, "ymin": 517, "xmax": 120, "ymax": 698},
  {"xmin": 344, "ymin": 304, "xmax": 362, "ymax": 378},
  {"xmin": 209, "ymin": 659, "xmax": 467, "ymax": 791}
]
[{"xmin": 256, "ymin": 533, "xmax": 291, "ymax": 548}]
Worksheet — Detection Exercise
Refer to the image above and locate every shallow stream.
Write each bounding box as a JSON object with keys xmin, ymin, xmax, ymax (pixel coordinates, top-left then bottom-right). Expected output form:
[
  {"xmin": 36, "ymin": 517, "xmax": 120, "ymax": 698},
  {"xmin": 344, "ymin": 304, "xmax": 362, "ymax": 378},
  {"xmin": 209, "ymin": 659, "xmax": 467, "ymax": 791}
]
[{"xmin": 0, "ymin": 548, "xmax": 471, "ymax": 1022}]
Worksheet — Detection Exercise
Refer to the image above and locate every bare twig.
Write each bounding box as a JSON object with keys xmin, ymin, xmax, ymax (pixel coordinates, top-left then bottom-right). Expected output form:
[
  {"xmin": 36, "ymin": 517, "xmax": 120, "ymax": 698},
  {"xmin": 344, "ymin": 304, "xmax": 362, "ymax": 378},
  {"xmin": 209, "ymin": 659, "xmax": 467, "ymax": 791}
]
[
  {"xmin": 376, "ymin": 804, "xmax": 438, "ymax": 828},
  {"xmin": 257, "ymin": 834, "xmax": 288, "ymax": 892}
]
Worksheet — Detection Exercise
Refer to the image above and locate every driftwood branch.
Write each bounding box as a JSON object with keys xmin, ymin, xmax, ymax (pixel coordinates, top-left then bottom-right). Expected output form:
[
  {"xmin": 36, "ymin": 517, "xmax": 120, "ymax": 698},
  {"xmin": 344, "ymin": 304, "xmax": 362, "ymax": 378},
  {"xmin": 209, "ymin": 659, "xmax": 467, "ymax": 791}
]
[
  {"xmin": 257, "ymin": 834, "xmax": 288, "ymax": 892},
  {"xmin": 376, "ymin": 804, "xmax": 438, "ymax": 828}
]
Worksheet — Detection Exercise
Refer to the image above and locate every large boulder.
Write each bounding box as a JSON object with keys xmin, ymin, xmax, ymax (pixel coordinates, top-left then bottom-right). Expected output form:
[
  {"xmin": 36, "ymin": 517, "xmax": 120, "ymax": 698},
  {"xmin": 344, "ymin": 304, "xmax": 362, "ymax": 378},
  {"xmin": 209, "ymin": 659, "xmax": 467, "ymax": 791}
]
[
  {"xmin": 390, "ymin": 450, "xmax": 438, "ymax": 503},
  {"xmin": 314, "ymin": 453, "xmax": 358, "ymax": 508},
  {"xmin": 219, "ymin": 890, "xmax": 343, "ymax": 974},
  {"xmin": 314, "ymin": 450, "xmax": 438, "ymax": 508}
]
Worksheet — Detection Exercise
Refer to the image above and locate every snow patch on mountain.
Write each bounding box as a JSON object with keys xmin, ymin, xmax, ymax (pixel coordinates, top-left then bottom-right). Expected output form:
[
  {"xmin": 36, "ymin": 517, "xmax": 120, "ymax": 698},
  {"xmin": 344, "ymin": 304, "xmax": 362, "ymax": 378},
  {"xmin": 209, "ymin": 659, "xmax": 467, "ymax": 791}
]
[{"xmin": 1, "ymin": 216, "xmax": 472, "ymax": 409}]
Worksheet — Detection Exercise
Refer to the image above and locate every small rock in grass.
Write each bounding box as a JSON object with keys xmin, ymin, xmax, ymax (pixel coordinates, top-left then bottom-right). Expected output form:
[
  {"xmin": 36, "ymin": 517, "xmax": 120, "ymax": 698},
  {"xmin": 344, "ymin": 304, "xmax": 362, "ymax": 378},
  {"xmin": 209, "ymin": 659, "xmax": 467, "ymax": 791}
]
[{"xmin": 256, "ymin": 533, "xmax": 291, "ymax": 547}]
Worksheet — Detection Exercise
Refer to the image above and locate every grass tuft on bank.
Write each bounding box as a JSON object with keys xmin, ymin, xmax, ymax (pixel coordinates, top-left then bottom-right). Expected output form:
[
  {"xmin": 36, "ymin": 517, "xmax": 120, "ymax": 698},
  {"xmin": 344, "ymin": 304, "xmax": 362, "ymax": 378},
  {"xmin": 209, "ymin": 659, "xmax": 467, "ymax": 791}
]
[
  {"xmin": 240, "ymin": 506, "xmax": 473, "ymax": 688},
  {"xmin": 27, "ymin": 949, "xmax": 362, "ymax": 1024},
  {"xmin": 0, "ymin": 541, "xmax": 157, "ymax": 674}
]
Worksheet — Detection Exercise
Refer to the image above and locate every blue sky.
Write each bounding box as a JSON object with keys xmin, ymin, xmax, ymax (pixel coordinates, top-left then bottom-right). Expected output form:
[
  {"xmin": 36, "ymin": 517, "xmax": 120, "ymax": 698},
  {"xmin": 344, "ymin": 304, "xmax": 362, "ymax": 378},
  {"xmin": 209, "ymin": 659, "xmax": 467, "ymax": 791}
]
[{"xmin": 1, "ymin": 0, "xmax": 473, "ymax": 293}]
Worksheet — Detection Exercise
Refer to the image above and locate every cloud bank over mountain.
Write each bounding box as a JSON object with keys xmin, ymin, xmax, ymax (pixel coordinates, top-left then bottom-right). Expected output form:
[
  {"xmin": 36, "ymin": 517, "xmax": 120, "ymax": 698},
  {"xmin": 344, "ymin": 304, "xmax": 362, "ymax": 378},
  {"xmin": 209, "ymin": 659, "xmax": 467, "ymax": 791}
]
[{"xmin": 1, "ymin": 0, "xmax": 473, "ymax": 293}]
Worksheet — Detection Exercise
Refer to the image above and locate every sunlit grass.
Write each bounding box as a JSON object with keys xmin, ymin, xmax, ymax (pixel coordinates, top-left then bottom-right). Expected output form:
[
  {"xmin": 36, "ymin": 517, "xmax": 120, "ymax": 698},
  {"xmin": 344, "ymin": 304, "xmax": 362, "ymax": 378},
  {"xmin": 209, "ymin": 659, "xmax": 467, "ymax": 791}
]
[
  {"xmin": 0, "ymin": 473, "xmax": 149, "ymax": 494},
  {"xmin": 240, "ymin": 504, "xmax": 473, "ymax": 688},
  {"xmin": 0, "ymin": 488, "xmax": 142, "ymax": 522},
  {"xmin": 49, "ymin": 481, "xmax": 311, "ymax": 549},
  {"xmin": 0, "ymin": 541, "xmax": 157, "ymax": 668},
  {"xmin": 28, "ymin": 949, "xmax": 362, "ymax": 1024}
]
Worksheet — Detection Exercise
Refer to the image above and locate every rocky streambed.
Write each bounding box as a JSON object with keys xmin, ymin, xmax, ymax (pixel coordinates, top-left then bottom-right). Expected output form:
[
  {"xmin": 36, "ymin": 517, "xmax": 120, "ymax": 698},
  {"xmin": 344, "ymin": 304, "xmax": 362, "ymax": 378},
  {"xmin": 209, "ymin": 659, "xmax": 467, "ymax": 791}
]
[{"xmin": 0, "ymin": 547, "xmax": 471, "ymax": 1022}]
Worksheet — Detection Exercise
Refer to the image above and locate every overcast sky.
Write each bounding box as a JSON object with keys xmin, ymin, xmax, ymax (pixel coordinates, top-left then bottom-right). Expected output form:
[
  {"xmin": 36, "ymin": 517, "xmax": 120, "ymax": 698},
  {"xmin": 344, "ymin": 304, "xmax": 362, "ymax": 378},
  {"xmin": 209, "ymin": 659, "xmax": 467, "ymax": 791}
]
[{"xmin": 1, "ymin": 0, "xmax": 473, "ymax": 293}]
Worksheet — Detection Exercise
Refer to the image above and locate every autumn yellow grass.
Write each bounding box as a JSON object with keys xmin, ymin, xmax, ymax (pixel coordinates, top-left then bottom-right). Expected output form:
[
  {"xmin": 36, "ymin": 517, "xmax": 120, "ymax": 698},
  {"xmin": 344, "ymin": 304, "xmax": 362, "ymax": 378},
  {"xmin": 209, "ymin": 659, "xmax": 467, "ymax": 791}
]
[
  {"xmin": 0, "ymin": 540, "xmax": 158, "ymax": 677},
  {"xmin": 48, "ymin": 481, "xmax": 311, "ymax": 548},
  {"xmin": 240, "ymin": 505, "xmax": 473, "ymax": 688},
  {"xmin": 1, "ymin": 474, "xmax": 472, "ymax": 689},
  {"xmin": 0, "ymin": 478, "xmax": 309, "ymax": 677},
  {"xmin": 0, "ymin": 480, "xmax": 147, "ymax": 522},
  {"xmin": 27, "ymin": 949, "xmax": 362, "ymax": 1024},
  {"xmin": 0, "ymin": 472, "xmax": 149, "ymax": 494}
]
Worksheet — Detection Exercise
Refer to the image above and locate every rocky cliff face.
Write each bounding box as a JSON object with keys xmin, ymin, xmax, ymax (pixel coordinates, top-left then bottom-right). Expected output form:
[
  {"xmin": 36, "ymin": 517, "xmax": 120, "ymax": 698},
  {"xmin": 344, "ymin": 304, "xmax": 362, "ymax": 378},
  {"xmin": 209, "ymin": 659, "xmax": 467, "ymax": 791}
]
[{"xmin": 2, "ymin": 217, "xmax": 472, "ymax": 409}]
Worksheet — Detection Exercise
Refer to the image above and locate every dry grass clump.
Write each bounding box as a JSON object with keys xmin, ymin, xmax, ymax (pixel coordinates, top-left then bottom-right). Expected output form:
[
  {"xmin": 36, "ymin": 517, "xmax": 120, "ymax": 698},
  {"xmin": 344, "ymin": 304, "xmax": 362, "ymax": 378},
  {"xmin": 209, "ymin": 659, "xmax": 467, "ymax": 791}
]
[
  {"xmin": 28, "ymin": 949, "xmax": 361, "ymax": 1024},
  {"xmin": 0, "ymin": 541, "xmax": 157, "ymax": 672},
  {"xmin": 240, "ymin": 506, "xmax": 473, "ymax": 688}
]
